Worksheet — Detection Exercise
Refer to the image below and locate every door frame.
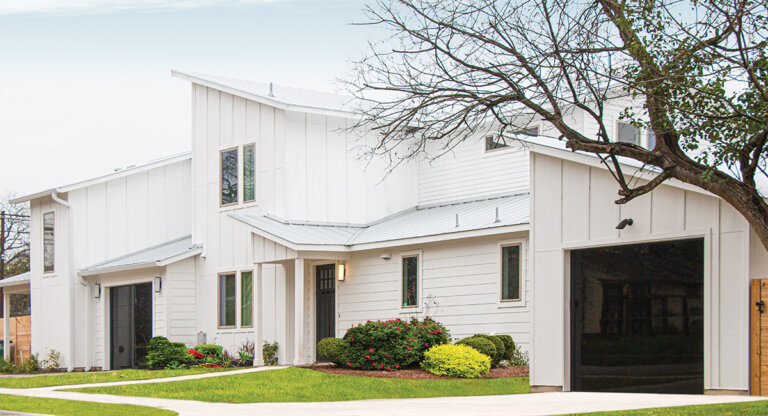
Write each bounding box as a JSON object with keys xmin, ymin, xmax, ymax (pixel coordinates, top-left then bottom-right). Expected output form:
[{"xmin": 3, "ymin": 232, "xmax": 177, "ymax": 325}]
[
  {"xmin": 102, "ymin": 276, "xmax": 157, "ymax": 371},
  {"xmin": 109, "ymin": 281, "xmax": 153, "ymax": 370},
  {"xmin": 309, "ymin": 261, "xmax": 340, "ymax": 361}
]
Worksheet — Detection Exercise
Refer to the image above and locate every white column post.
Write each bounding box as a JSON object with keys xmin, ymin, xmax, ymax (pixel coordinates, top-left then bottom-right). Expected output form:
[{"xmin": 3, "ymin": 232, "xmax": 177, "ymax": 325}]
[
  {"xmin": 3, "ymin": 290, "xmax": 10, "ymax": 362},
  {"xmin": 254, "ymin": 263, "xmax": 264, "ymax": 366},
  {"xmin": 293, "ymin": 258, "xmax": 305, "ymax": 365}
]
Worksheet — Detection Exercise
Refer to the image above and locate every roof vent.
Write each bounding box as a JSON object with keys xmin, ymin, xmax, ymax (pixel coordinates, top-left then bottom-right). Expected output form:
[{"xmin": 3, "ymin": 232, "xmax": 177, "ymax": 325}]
[
  {"xmin": 268, "ymin": 82, "xmax": 274, "ymax": 97},
  {"xmin": 494, "ymin": 207, "xmax": 501, "ymax": 223},
  {"xmin": 455, "ymin": 213, "xmax": 460, "ymax": 228}
]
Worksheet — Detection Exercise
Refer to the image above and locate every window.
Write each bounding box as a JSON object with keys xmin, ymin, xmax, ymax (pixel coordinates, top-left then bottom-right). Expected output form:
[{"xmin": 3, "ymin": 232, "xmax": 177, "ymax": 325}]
[
  {"xmin": 220, "ymin": 148, "xmax": 238, "ymax": 206},
  {"xmin": 648, "ymin": 130, "xmax": 657, "ymax": 149},
  {"xmin": 617, "ymin": 121, "xmax": 641, "ymax": 145},
  {"xmin": 402, "ymin": 255, "xmax": 419, "ymax": 307},
  {"xmin": 243, "ymin": 144, "xmax": 256, "ymax": 202},
  {"xmin": 485, "ymin": 126, "xmax": 539, "ymax": 151},
  {"xmin": 218, "ymin": 273, "xmax": 236, "ymax": 327},
  {"xmin": 241, "ymin": 271, "xmax": 253, "ymax": 327},
  {"xmin": 43, "ymin": 212, "xmax": 55, "ymax": 273},
  {"xmin": 501, "ymin": 245, "xmax": 521, "ymax": 301}
]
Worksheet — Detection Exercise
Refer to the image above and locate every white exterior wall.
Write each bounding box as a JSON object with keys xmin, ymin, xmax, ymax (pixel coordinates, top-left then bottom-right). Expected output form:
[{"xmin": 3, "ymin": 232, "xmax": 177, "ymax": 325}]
[{"xmin": 530, "ymin": 152, "xmax": 752, "ymax": 391}]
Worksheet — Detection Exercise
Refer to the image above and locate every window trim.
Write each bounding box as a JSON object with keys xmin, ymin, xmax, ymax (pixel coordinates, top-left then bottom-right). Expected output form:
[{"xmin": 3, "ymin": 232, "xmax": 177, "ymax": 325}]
[
  {"xmin": 242, "ymin": 143, "xmax": 257, "ymax": 203},
  {"xmin": 219, "ymin": 147, "xmax": 239, "ymax": 207},
  {"xmin": 42, "ymin": 210, "xmax": 55, "ymax": 274},
  {"xmin": 217, "ymin": 272, "xmax": 237, "ymax": 329},
  {"xmin": 240, "ymin": 270, "xmax": 254, "ymax": 328},
  {"xmin": 399, "ymin": 250, "xmax": 423, "ymax": 310},
  {"xmin": 498, "ymin": 238, "xmax": 526, "ymax": 308},
  {"xmin": 616, "ymin": 120, "xmax": 642, "ymax": 146}
]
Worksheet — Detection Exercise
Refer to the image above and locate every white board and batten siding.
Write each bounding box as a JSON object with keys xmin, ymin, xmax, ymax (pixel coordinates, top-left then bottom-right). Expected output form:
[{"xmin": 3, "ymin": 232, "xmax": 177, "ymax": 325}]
[
  {"xmin": 530, "ymin": 152, "xmax": 752, "ymax": 391},
  {"xmin": 338, "ymin": 234, "xmax": 532, "ymax": 352}
]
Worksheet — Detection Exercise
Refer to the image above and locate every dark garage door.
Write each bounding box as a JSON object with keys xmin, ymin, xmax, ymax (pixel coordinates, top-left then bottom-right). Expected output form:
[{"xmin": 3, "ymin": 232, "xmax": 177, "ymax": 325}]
[{"xmin": 570, "ymin": 238, "xmax": 704, "ymax": 394}]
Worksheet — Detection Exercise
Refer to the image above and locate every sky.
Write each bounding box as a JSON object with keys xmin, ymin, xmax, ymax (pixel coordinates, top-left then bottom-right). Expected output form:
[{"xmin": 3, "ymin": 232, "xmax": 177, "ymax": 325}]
[{"xmin": 0, "ymin": 0, "xmax": 379, "ymax": 196}]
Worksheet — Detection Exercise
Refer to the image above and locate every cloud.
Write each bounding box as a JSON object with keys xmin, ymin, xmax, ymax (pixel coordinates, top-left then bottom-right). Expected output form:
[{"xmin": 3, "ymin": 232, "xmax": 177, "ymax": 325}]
[{"xmin": 0, "ymin": 0, "xmax": 290, "ymax": 16}]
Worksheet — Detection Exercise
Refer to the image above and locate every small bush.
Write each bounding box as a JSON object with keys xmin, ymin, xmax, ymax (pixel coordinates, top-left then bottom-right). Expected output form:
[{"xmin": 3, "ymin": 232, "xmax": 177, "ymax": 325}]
[
  {"xmin": 317, "ymin": 337, "xmax": 347, "ymax": 366},
  {"xmin": 21, "ymin": 354, "xmax": 41, "ymax": 373},
  {"xmin": 456, "ymin": 336, "xmax": 496, "ymax": 363},
  {"xmin": 146, "ymin": 336, "xmax": 193, "ymax": 369},
  {"xmin": 194, "ymin": 344, "xmax": 223, "ymax": 358},
  {"xmin": 494, "ymin": 335, "xmax": 516, "ymax": 360},
  {"xmin": 421, "ymin": 344, "xmax": 490, "ymax": 378},
  {"xmin": 509, "ymin": 347, "xmax": 530, "ymax": 367},
  {"xmin": 470, "ymin": 334, "xmax": 504, "ymax": 366},
  {"xmin": 41, "ymin": 349, "xmax": 62, "ymax": 370},
  {"xmin": 236, "ymin": 340, "xmax": 255, "ymax": 366},
  {"xmin": 263, "ymin": 341, "xmax": 278, "ymax": 366}
]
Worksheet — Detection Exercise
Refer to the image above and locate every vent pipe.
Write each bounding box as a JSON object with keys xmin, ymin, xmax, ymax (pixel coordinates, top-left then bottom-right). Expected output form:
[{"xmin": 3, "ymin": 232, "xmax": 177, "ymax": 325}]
[
  {"xmin": 494, "ymin": 207, "xmax": 501, "ymax": 223},
  {"xmin": 268, "ymin": 82, "xmax": 274, "ymax": 97},
  {"xmin": 455, "ymin": 213, "xmax": 460, "ymax": 228}
]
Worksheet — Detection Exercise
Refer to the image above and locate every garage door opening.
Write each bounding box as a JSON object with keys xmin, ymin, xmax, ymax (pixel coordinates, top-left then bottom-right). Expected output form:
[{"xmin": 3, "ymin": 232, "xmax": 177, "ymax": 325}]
[{"xmin": 570, "ymin": 238, "xmax": 704, "ymax": 394}]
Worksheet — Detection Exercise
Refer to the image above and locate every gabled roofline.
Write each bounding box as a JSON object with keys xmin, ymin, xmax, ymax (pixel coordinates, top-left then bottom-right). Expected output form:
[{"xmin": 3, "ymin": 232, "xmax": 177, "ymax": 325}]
[
  {"xmin": 171, "ymin": 70, "xmax": 358, "ymax": 119},
  {"xmin": 10, "ymin": 152, "xmax": 191, "ymax": 204}
]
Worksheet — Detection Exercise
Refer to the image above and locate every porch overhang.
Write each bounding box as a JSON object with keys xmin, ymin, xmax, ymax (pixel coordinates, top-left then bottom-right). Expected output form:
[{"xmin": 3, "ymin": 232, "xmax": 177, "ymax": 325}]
[{"xmin": 79, "ymin": 235, "xmax": 202, "ymax": 277}]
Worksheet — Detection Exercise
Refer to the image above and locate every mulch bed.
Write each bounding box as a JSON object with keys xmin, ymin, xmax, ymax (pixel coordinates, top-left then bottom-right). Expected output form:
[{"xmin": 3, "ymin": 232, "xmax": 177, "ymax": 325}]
[{"xmin": 308, "ymin": 365, "xmax": 528, "ymax": 380}]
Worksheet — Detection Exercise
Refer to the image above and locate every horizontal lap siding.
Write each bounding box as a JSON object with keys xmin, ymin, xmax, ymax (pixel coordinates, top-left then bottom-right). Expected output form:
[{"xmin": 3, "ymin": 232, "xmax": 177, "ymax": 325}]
[{"xmin": 338, "ymin": 233, "xmax": 531, "ymax": 352}]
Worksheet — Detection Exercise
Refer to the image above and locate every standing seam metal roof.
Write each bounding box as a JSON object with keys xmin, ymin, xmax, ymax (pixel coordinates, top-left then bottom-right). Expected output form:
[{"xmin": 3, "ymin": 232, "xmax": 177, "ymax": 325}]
[{"xmin": 80, "ymin": 235, "xmax": 200, "ymax": 273}]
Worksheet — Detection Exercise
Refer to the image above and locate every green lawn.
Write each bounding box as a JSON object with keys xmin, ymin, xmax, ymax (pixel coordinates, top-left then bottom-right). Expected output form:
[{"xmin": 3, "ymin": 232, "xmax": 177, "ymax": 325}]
[
  {"xmin": 70, "ymin": 367, "xmax": 530, "ymax": 403},
  {"xmin": 0, "ymin": 394, "xmax": 175, "ymax": 416},
  {"xmin": 0, "ymin": 368, "xmax": 233, "ymax": 389},
  {"xmin": 565, "ymin": 400, "xmax": 768, "ymax": 415}
]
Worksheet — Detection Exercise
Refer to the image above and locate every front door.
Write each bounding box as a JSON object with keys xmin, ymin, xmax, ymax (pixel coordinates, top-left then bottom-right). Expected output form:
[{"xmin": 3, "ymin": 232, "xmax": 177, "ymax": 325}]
[
  {"xmin": 751, "ymin": 279, "xmax": 768, "ymax": 395},
  {"xmin": 110, "ymin": 283, "xmax": 152, "ymax": 369},
  {"xmin": 316, "ymin": 264, "xmax": 336, "ymax": 360}
]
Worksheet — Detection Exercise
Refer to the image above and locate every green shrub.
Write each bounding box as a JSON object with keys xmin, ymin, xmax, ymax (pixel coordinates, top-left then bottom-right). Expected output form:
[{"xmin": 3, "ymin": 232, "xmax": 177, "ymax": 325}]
[
  {"xmin": 194, "ymin": 344, "xmax": 223, "ymax": 358},
  {"xmin": 509, "ymin": 347, "xmax": 530, "ymax": 367},
  {"xmin": 495, "ymin": 335, "xmax": 516, "ymax": 361},
  {"xmin": 263, "ymin": 341, "xmax": 278, "ymax": 366},
  {"xmin": 21, "ymin": 354, "xmax": 40, "ymax": 373},
  {"xmin": 317, "ymin": 337, "xmax": 347, "ymax": 366},
  {"xmin": 456, "ymin": 336, "xmax": 496, "ymax": 364},
  {"xmin": 470, "ymin": 334, "xmax": 504, "ymax": 366},
  {"xmin": 146, "ymin": 336, "xmax": 193, "ymax": 369},
  {"xmin": 342, "ymin": 318, "xmax": 450, "ymax": 371},
  {"xmin": 421, "ymin": 344, "xmax": 490, "ymax": 378}
]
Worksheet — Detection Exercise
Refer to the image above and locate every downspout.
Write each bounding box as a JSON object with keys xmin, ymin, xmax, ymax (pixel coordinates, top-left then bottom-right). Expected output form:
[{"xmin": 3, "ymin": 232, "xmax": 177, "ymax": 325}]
[{"xmin": 51, "ymin": 192, "xmax": 90, "ymax": 372}]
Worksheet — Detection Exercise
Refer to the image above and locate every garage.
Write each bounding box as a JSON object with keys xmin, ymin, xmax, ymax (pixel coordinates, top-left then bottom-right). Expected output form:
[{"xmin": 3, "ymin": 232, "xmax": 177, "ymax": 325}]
[{"xmin": 570, "ymin": 238, "xmax": 704, "ymax": 394}]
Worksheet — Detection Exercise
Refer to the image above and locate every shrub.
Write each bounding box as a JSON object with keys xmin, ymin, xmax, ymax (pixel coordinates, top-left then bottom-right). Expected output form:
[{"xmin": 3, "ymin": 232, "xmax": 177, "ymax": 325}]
[
  {"xmin": 317, "ymin": 337, "xmax": 347, "ymax": 366},
  {"xmin": 509, "ymin": 347, "xmax": 530, "ymax": 367},
  {"xmin": 146, "ymin": 336, "xmax": 193, "ymax": 369},
  {"xmin": 470, "ymin": 334, "xmax": 504, "ymax": 366},
  {"xmin": 236, "ymin": 340, "xmax": 255, "ymax": 366},
  {"xmin": 21, "ymin": 354, "xmax": 40, "ymax": 373},
  {"xmin": 421, "ymin": 344, "xmax": 490, "ymax": 378},
  {"xmin": 41, "ymin": 349, "xmax": 62, "ymax": 370},
  {"xmin": 342, "ymin": 318, "xmax": 450, "ymax": 371},
  {"xmin": 194, "ymin": 344, "xmax": 223, "ymax": 358},
  {"xmin": 263, "ymin": 341, "xmax": 278, "ymax": 366},
  {"xmin": 494, "ymin": 335, "xmax": 516, "ymax": 361},
  {"xmin": 456, "ymin": 336, "xmax": 496, "ymax": 364}
]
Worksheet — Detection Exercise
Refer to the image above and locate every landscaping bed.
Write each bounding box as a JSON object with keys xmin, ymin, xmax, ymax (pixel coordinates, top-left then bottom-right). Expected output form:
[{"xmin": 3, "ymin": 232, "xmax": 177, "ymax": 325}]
[{"xmin": 310, "ymin": 364, "xmax": 528, "ymax": 379}]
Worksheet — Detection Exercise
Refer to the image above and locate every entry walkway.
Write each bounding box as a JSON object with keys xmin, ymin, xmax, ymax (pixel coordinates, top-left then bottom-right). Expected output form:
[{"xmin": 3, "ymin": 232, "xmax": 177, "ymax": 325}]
[{"xmin": 0, "ymin": 367, "xmax": 765, "ymax": 416}]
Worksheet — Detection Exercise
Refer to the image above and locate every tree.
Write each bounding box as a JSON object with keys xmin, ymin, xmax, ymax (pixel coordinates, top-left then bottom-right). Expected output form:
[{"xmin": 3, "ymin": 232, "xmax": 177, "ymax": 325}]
[
  {"xmin": 349, "ymin": 0, "xmax": 768, "ymax": 248},
  {"xmin": 1, "ymin": 192, "xmax": 30, "ymax": 278}
]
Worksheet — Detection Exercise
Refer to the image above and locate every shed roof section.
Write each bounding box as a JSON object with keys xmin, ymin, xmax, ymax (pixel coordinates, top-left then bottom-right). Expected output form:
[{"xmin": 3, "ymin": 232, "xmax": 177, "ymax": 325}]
[
  {"xmin": 0, "ymin": 272, "xmax": 31, "ymax": 288},
  {"xmin": 230, "ymin": 193, "xmax": 529, "ymax": 250},
  {"xmin": 80, "ymin": 235, "xmax": 201, "ymax": 276}
]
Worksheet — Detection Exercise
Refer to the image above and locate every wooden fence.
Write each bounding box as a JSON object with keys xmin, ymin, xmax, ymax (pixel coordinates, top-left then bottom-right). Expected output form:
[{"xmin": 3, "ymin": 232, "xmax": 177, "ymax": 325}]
[{"xmin": 0, "ymin": 315, "xmax": 31, "ymax": 363}]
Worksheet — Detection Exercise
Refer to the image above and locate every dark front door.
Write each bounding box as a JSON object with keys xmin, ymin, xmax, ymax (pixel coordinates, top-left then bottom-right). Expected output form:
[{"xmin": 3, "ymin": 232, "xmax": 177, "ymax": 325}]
[
  {"xmin": 110, "ymin": 283, "xmax": 152, "ymax": 369},
  {"xmin": 570, "ymin": 238, "xmax": 704, "ymax": 394},
  {"xmin": 316, "ymin": 264, "xmax": 336, "ymax": 360}
]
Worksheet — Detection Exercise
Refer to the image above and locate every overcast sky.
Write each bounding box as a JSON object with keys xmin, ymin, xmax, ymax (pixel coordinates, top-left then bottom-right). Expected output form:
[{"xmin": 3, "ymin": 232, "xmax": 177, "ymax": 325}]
[{"xmin": 0, "ymin": 0, "xmax": 377, "ymax": 196}]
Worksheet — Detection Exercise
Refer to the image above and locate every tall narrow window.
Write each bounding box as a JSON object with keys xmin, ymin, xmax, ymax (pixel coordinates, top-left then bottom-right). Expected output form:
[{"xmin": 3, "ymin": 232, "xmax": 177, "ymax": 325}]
[
  {"xmin": 220, "ymin": 149, "xmax": 238, "ymax": 206},
  {"xmin": 402, "ymin": 255, "xmax": 419, "ymax": 307},
  {"xmin": 243, "ymin": 144, "xmax": 256, "ymax": 202},
  {"xmin": 617, "ymin": 121, "xmax": 641, "ymax": 145},
  {"xmin": 501, "ymin": 245, "xmax": 521, "ymax": 301},
  {"xmin": 241, "ymin": 271, "xmax": 253, "ymax": 327},
  {"xmin": 43, "ymin": 212, "xmax": 55, "ymax": 273},
  {"xmin": 218, "ymin": 273, "xmax": 236, "ymax": 327}
]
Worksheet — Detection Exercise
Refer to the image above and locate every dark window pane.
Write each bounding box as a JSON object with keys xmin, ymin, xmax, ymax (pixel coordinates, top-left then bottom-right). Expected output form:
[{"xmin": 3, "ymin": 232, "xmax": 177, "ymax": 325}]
[
  {"xmin": 485, "ymin": 135, "xmax": 507, "ymax": 150},
  {"xmin": 617, "ymin": 122, "xmax": 640, "ymax": 145},
  {"xmin": 221, "ymin": 149, "xmax": 238, "ymax": 205},
  {"xmin": 43, "ymin": 212, "xmax": 55, "ymax": 273},
  {"xmin": 241, "ymin": 271, "xmax": 253, "ymax": 327},
  {"xmin": 502, "ymin": 245, "xmax": 521, "ymax": 301},
  {"xmin": 10, "ymin": 293, "xmax": 30, "ymax": 317},
  {"xmin": 402, "ymin": 256, "xmax": 418, "ymax": 307},
  {"xmin": 243, "ymin": 145, "xmax": 256, "ymax": 202},
  {"xmin": 518, "ymin": 126, "xmax": 539, "ymax": 136},
  {"xmin": 219, "ymin": 274, "xmax": 236, "ymax": 327}
]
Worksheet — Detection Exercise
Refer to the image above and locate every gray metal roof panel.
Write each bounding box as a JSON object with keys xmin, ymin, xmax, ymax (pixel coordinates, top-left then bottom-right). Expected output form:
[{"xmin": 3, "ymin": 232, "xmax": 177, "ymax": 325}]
[
  {"xmin": 81, "ymin": 235, "xmax": 200, "ymax": 272},
  {"xmin": 0, "ymin": 272, "xmax": 31, "ymax": 287}
]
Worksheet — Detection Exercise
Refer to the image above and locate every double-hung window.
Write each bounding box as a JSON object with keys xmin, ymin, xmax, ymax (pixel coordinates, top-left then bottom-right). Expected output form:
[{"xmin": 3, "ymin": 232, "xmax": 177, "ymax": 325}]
[
  {"xmin": 218, "ymin": 273, "xmax": 236, "ymax": 327},
  {"xmin": 501, "ymin": 244, "xmax": 522, "ymax": 302},
  {"xmin": 402, "ymin": 254, "xmax": 419, "ymax": 308},
  {"xmin": 220, "ymin": 149, "xmax": 238, "ymax": 206},
  {"xmin": 43, "ymin": 212, "xmax": 55, "ymax": 273}
]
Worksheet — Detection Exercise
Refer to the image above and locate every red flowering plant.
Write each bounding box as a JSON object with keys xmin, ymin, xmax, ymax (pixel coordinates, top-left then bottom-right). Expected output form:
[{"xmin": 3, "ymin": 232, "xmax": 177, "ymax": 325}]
[
  {"xmin": 188, "ymin": 349, "xmax": 206, "ymax": 360},
  {"xmin": 342, "ymin": 318, "xmax": 450, "ymax": 370}
]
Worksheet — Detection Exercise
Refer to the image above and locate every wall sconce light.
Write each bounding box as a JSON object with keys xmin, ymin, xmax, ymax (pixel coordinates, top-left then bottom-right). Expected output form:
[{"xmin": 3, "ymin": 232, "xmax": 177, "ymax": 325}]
[
  {"xmin": 93, "ymin": 283, "xmax": 101, "ymax": 299},
  {"xmin": 338, "ymin": 263, "xmax": 346, "ymax": 282},
  {"xmin": 615, "ymin": 218, "xmax": 634, "ymax": 230},
  {"xmin": 154, "ymin": 276, "xmax": 162, "ymax": 293}
]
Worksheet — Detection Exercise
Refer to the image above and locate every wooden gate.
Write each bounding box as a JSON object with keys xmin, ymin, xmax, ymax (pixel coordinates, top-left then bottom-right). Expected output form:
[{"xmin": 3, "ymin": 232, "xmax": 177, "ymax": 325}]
[
  {"xmin": 0, "ymin": 316, "xmax": 32, "ymax": 363},
  {"xmin": 751, "ymin": 279, "xmax": 768, "ymax": 395}
]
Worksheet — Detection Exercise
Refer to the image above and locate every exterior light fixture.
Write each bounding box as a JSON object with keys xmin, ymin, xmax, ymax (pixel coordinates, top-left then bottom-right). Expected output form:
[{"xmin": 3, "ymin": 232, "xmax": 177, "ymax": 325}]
[
  {"xmin": 338, "ymin": 263, "xmax": 346, "ymax": 281},
  {"xmin": 154, "ymin": 276, "xmax": 162, "ymax": 293},
  {"xmin": 93, "ymin": 283, "xmax": 101, "ymax": 299},
  {"xmin": 616, "ymin": 218, "xmax": 634, "ymax": 230}
]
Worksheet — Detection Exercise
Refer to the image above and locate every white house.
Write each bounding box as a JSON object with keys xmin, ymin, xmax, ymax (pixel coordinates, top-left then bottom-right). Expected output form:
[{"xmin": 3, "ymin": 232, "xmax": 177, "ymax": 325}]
[{"xmin": 8, "ymin": 70, "xmax": 768, "ymax": 396}]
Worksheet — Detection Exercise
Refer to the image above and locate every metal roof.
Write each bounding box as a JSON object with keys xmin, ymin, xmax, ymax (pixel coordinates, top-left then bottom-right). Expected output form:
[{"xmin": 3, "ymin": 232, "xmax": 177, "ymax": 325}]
[
  {"xmin": 230, "ymin": 193, "xmax": 529, "ymax": 249},
  {"xmin": 172, "ymin": 70, "xmax": 358, "ymax": 116},
  {"xmin": 80, "ymin": 235, "xmax": 202, "ymax": 276},
  {"xmin": 0, "ymin": 272, "xmax": 31, "ymax": 288}
]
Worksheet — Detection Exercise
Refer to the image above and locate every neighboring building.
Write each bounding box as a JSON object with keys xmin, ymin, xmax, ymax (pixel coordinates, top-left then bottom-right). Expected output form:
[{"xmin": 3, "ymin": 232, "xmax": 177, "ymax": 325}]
[{"xmin": 9, "ymin": 71, "xmax": 767, "ymax": 395}]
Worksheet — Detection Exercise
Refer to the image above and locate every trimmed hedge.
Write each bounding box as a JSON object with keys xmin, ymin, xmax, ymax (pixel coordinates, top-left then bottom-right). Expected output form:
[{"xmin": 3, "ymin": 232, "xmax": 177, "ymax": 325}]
[
  {"xmin": 317, "ymin": 337, "xmax": 347, "ymax": 366},
  {"xmin": 494, "ymin": 335, "xmax": 516, "ymax": 361},
  {"xmin": 456, "ymin": 336, "xmax": 496, "ymax": 363},
  {"xmin": 147, "ymin": 337, "xmax": 193, "ymax": 369},
  {"xmin": 194, "ymin": 344, "xmax": 223, "ymax": 358},
  {"xmin": 421, "ymin": 344, "xmax": 490, "ymax": 378},
  {"xmin": 472, "ymin": 334, "xmax": 504, "ymax": 366}
]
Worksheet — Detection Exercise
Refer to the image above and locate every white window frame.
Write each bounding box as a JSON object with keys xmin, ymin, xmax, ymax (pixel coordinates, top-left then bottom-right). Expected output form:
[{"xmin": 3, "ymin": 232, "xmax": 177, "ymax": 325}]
[
  {"xmin": 498, "ymin": 238, "xmax": 526, "ymax": 308},
  {"xmin": 42, "ymin": 210, "xmax": 55, "ymax": 275},
  {"xmin": 399, "ymin": 250, "xmax": 423, "ymax": 312}
]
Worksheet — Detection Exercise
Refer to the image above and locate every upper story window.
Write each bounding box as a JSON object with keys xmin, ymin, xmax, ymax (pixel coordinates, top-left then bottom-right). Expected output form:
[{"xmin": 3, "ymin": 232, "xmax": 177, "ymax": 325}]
[
  {"xmin": 485, "ymin": 126, "xmax": 539, "ymax": 151},
  {"xmin": 617, "ymin": 121, "xmax": 642, "ymax": 145},
  {"xmin": 220, "ymin": 148, "xmax": 238, "ymax": 206},
  {"xmin": 243, "ymin": 144, "xmax": 256, "ymax": 203},
  {"xmin": 501, "ymin": 244, "xmax": 521, "ymax": 301},
  {"xmin": 43, "ymin": 212, "xmax": 55, "ymax": 273},
  {"xmin": 402, "ymin": 254, "xmax": 419, "ymax": 307},
  {"xmin": 648, "ymin": 130, "xmax": 657, "ymax": 149}
]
